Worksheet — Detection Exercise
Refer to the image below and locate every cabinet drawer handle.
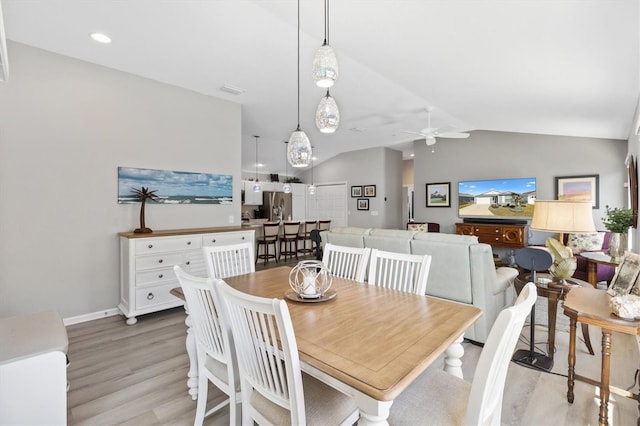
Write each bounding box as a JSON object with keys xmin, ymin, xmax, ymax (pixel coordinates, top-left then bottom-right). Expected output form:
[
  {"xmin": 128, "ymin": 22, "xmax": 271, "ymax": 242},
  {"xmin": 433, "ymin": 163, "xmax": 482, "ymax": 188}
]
[
  {"xmin": 158, "ymin": 274, "xmax": 163, "ymax": 279},
  {"xmin": 186, "ymin": 261, "xmax": 190, "ymax": 265},
  {"xmin": 147, "ymin": 292, "xmax": 155, "ymax": 300},
  {"xmin": 148, "ymin": 244, "xmax": 153, "ymax": 249},
  {"xmin": 187, "ymin": 241, "xmax": 191, "ymax": 245},
  {"xmin": 212, "ymin": 239, "xmax": 216, "ymax": 243},
  {"xmin": 158, "ymin": 259, "xmax": 163, "ymax": 264},
  {"xmin": 241, "ymin": 236, "xmax": 245, "ymax": 240}
]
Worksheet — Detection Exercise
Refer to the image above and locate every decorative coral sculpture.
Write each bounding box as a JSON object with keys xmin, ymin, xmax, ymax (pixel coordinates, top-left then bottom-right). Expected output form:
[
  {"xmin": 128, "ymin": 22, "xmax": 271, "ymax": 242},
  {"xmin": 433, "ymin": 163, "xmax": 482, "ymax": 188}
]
[
  {"xmin": 545, "ymin": 237, "xmax": 576, "ymax": 282},
  {"xmin": 131, "ymin": 186, "xmax": 158, "ymax": 234}
]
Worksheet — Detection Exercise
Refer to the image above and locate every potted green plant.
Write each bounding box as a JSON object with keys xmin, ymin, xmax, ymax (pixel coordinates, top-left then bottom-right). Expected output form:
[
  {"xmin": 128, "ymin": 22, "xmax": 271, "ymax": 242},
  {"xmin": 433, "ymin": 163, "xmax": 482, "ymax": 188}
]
[{"xmin": 602, "ymin": 205, "xmax": 634, "ymax": 259}]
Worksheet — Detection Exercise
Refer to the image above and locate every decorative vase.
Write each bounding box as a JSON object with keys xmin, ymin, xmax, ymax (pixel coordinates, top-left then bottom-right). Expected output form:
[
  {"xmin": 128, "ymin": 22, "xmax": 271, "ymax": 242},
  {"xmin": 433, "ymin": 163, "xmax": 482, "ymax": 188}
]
[{"xmin": 609, "ymin": 232, "xmax": 628, "ymax": 260}]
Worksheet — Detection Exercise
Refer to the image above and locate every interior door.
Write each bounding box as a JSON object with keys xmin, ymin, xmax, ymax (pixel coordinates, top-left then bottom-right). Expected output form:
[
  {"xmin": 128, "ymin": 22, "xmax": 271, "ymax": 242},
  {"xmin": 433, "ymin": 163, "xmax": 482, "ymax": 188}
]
[{"xmin": 306, "ymin": 183, "xmax": 347, "ymax": 227}]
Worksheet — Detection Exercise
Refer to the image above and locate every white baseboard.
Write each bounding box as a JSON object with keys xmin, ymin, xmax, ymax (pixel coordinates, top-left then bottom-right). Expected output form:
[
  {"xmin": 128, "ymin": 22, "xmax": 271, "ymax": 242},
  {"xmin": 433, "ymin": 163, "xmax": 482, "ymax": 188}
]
[{"xmin": 63, "ymin": 308, "xmax": 121, "ymax": 326}]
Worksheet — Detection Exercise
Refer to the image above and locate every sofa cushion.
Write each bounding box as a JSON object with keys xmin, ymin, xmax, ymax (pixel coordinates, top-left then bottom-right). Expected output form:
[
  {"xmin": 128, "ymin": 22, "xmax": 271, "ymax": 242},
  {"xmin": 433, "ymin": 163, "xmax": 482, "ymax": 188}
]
[
  {"xmin": 328, "ymin": 226, "xmax": 372, "ymax": 235},
  {"xmin": 410, "ymin": 239, "xmax": 473, "ymax": 304},
  {"xmin": 369, "ymin": 229, "xmax": 417, "ymax": 239},
  {"xmin": 567, "ymin": 232, "xmax": 606, "ymax": 254},
  {"xmin": 413, "ymin": 232, "xmax": 478, "ymax": 245},
  {"xmin": 363, "ymin": 236, "xmax": 411, "ymax": 253}
]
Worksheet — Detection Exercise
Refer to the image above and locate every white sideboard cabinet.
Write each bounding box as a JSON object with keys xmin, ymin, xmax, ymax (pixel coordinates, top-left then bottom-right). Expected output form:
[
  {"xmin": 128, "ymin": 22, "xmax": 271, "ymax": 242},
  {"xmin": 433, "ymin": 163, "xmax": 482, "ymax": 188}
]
[{"xmin": 119, "ymin": 227, "xmax": 255, "ymax": 325}]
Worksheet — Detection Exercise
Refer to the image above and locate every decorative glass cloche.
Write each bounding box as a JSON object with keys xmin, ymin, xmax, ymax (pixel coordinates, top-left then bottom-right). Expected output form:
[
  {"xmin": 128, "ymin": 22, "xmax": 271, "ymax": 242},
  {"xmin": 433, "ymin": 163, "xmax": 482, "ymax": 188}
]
[{"xmin": 289, "ymin": 260, "xmax": 332, "ymax": 298}]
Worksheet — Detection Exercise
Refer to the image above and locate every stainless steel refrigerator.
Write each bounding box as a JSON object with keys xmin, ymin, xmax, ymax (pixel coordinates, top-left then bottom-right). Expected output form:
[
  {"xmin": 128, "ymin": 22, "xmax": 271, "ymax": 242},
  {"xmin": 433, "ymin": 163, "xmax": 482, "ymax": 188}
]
[{"xmin": 260, "ymin": 191, "xmax": 293, "ymax": 221}]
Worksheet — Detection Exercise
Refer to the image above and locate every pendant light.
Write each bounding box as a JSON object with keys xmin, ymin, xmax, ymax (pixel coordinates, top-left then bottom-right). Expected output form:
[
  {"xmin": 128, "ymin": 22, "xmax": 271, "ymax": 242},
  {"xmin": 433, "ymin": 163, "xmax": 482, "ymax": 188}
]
[
  {"xmin": 252, "ymin": 135, "xmax": 262, "ymax": 193},
  {"xmin": 315, "ymin": 88, "xmax": 340, "ymax": 133},
  {"xmin": 288, "ymin": 0, "xmax": 313, "ymax": 168},
  {"xmin": 312, "ymin": 0, "xmax": 338, "ymax": 88},
  {"xmin": 308, "ymin": 156, "xmax": 316, "ymax": 195},
  {"xmin": 282, "ymin": 141, "xmax": 292, "ymax": 194}
]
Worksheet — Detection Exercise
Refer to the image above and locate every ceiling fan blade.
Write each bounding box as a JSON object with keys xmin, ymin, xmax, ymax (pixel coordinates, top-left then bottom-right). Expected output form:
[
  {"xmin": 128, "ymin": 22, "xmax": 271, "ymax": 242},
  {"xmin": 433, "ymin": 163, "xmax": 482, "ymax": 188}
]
[
  {"xmin": 436, "ymin": 132, "xmax": 470, "ymax": 139},
  {"xmin": 400, "ymin": 131, "xmax": 426, "ymax": 137}
]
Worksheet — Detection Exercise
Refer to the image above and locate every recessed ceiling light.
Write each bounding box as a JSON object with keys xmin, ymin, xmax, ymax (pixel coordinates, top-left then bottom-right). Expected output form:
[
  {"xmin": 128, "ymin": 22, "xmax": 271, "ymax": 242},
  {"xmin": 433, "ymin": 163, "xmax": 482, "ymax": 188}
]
[{"xmin": 90, "ymin": 32, "xmax": 112, "ymax": 44}]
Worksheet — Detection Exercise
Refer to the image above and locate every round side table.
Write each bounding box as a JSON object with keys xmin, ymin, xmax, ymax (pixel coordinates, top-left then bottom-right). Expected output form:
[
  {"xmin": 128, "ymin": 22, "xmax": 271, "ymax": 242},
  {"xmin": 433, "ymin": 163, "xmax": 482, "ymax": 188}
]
[{"xmin": 513, "ymin": 272, "xmax": 594, "ymax": 360}]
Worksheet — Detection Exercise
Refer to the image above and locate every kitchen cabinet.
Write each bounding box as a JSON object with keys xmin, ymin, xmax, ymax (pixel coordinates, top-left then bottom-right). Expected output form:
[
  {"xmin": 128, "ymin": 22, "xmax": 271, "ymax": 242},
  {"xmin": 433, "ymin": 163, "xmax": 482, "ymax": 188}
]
[
  {"xmin": 243, "ymin": 181, "xmax": 263, "ymax": 205},
  {"xmin": 291, "ymin": 183, "xmax": 307, "ymax": 221}
]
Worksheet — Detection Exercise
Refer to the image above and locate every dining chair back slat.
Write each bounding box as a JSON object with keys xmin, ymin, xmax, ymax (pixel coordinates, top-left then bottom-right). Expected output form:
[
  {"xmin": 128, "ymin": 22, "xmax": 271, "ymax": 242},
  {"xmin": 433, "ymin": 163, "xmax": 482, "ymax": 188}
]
[
  {"xmin": 203, "ymin": 242, "xmax": 255, "ymax": 279},
  {"xmin": 216, "ymin": 280, "xmax": 359, "ymax": 426},
  {"xmin": 368, "ymin": 249, "xmax": 432, "ymax": 295},
  {"xmin": 173, "ymin": 266, "xmax": 240, "ymax": 425},
  {"xmin": 322, "ymin": 243, "xmax": 371, "ymax": 283}
]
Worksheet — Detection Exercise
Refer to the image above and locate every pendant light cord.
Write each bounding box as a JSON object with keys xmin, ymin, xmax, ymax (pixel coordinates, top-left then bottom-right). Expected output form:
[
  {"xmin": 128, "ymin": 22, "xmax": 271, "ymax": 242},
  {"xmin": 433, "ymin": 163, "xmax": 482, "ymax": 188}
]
[
  {"xmin": 325, "ymin": 0, "xmax": 330, "ymax": 45},
  {"xmin": 296, "ymin": 0, "xmax": 301, "ymax": 130},
  {"xmin": 254, "ymin": 135, "xmax": 259, "ymax": 181}
]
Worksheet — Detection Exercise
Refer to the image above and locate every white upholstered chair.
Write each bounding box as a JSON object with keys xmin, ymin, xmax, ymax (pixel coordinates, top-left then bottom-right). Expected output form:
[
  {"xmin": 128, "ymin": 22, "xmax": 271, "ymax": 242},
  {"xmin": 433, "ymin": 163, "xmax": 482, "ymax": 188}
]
[
  {"xmin": 388, "ymin": 282, "xmax": 537, "ymax": 426},
  {"xmin": 203, "ymin": 242, "xmax": 255, "ymax": 279},
  {"xmin": 367, "ymin": 249, "xmax": 432, "ymax": 295},
  {"xmin": 173, "ymin": 266, "xmax": 241, "ymax": 426},
  {"xmin": 322, "ymin": 243, "xmax": 371, "ymax": 282},
  {"xmin": 215, "ymin": 280, "xmax": 359, "ymax": 426}
]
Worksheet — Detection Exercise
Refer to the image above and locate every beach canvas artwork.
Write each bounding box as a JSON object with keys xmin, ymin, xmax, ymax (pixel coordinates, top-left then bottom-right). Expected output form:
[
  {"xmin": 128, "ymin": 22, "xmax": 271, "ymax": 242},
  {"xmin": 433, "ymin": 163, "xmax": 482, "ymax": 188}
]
[{"xmin": 118, "ymin": 167, "xmax": 233, "ymax": 204}]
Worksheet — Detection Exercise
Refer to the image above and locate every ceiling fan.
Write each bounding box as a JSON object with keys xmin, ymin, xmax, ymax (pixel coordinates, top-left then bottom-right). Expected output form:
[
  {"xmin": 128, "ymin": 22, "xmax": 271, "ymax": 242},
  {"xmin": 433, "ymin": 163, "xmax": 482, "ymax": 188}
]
[{"xmin": 401, "ymin": 107, "xmax": 469, "ymax": 146}]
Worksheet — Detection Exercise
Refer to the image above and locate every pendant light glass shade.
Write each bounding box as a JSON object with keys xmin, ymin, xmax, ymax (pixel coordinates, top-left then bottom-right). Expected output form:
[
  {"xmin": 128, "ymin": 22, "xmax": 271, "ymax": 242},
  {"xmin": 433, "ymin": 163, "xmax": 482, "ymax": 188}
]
[
  {"xmin": 312, "ymin": 44, "xmax": 338, "ymax": 88},
  {"xmin": 308, "ymin": 184, "xmax": 316, "ymax": 195},
  {"xmin": 283, "ymin": 182, "xmax": 292, "ymax": 193},
  {"xmin": 288, "ymin": 128, "xmax": 312, "ymax": 167},
  {"xmin": 289, "ymin": 0, "xmax": 313, "ymax": 168},
  {"xmin": 315, "ymin": 89, "xmax": 340, "ymax": 133},
  {"xmin": 253, "ymin": 182, "xmax": 262, "ymax": 192}
]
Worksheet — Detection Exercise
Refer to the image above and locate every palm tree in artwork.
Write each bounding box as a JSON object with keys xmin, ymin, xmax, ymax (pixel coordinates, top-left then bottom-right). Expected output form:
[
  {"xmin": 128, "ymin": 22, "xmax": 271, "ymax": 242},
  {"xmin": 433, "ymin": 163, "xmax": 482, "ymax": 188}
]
[{"xmin": 131, "ymin": 186, "xmax": 158, "ymax": 233}]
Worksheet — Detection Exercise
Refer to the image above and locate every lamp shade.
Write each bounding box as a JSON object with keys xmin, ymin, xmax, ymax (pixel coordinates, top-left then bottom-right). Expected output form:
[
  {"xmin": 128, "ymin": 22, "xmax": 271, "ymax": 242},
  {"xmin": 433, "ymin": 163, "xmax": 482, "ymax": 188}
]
[
  {"xmin": 315, "ymin": 91, "xmax": 340, "ymax": 133},
  {"xmin": 288, "ymin": 129, "xmax": 312, "ymax": 167},
  {"xmin": 530, "ymin": 200, "xmax": 595, "ymax": 233},
  {"xmin": 312, "ymin": 44, "xmax": 338, "ymax": 88}
]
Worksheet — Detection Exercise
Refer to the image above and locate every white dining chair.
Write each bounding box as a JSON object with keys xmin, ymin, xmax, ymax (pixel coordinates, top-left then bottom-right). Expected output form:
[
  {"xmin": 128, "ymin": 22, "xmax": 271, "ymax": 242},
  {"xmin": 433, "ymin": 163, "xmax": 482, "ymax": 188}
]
[
  {"xmin": 203, "ymin": 242, "xmax": 255, "ymax": 279},
  {"xmin": 173, "ymin": 265, "xmax": 241, "ymax": 426},
  {"xmin": 367, "ymin": 249, "xmax": 432, "ymax": 295},
  {"xmin": 322, "ymin": 243, "xmax": 371, "ymax": 282},
  {"xmin": 388, "ymin": 282, "xmax": 538, "ymax": 426},
  {"xmin": 215, "ymin": 280, "xmax": 360, "ymax": 426}
]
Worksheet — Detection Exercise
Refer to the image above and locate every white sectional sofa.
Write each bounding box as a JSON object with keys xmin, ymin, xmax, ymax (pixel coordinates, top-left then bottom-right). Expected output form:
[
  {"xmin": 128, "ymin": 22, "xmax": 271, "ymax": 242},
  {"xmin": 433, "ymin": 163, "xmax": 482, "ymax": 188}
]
[{"xmin": 319, "ymin": 226, "xmax": 519, "ymax": 343}]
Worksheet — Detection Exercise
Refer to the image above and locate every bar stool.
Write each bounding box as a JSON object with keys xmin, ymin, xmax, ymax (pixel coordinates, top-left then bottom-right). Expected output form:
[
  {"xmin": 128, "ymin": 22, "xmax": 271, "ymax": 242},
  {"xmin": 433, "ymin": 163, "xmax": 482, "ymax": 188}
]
[
  {"xmin": 256, "ymin": 222, "xmax": 280, "ymax": 265},
  {"xmin": 317, "ymin": 219, "xmax": 331, "ymax": 232},
  {"xmin": 279, "ymin": 221, "xmax": 301, "ymax": 261},
  {"xmin": 297, "ymin": 220, "xmax": 318, "ymax": 257}
]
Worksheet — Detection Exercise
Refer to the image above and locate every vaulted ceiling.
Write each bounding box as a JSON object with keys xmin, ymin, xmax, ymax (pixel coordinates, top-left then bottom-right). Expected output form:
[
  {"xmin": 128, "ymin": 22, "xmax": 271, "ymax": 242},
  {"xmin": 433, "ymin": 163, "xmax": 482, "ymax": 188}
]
[{"xmin": 3, "ymin": 0, "xmax": 638, "ymax": 174}]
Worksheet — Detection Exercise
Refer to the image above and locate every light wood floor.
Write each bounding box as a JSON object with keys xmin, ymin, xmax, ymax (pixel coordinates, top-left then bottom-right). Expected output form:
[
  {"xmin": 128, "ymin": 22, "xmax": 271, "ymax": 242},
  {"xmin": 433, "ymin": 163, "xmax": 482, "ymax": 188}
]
[{"xmin": 66, "ymin": 262, "xmax": 640, "ymax": 425}]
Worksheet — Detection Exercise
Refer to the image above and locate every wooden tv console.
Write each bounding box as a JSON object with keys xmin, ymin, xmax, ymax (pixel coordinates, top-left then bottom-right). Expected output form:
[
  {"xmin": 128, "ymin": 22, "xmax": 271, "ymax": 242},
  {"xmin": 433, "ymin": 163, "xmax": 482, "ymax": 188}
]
[{"xmin": 455, "ymin": 222, "xmax": 527, "ymax": 248}]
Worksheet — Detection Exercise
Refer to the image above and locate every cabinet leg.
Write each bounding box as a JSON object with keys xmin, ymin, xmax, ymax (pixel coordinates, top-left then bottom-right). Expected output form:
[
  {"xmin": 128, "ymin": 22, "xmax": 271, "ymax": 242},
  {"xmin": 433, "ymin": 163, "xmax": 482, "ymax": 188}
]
[{"xmin": 125, "ymin": 316, "xmax": 137, "ymax": 325}]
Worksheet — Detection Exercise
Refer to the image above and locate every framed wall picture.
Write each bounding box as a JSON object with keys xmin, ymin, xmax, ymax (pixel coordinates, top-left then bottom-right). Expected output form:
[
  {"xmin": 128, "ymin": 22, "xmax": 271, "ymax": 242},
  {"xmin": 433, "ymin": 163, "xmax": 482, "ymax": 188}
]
[
  {"xmin": 555, "ymin": 174, "xmax": 599, "ymax": 209},
  {"xmin": 426, "ymin": 182, "xmax": 451, "ymax": 207},
  {"xmin": 364, "ymin": 185, "xmax": 376, "ymax": 197},
  {"xmin": 357, "ymin": 198, "xmax": 369, "ymax": 210},
  {"xmin": 609, "ymin": 252, "xmax": 640, "ymax": 296},
  {"xmin": 351, "ymin": 186, "xmax": 362, "ymax": 197}
]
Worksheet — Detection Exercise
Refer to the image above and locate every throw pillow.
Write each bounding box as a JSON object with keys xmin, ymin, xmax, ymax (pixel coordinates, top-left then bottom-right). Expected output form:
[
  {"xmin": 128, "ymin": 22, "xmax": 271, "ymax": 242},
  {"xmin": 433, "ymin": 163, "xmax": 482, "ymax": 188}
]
[{"xmin": 567, "ymin": 232, "xmax": 606, "ymax": 255}]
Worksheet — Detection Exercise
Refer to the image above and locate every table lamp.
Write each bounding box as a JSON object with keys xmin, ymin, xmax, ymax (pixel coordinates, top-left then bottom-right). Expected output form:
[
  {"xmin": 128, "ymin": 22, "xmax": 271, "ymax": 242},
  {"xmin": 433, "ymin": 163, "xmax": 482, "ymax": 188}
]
[
  {"xmin": 512, "ymin": 200, "xmax": 596, "ymax": 372},
  {"xmin": 531, "ymin": 200, "xmax": 596, "ymax": 283}
]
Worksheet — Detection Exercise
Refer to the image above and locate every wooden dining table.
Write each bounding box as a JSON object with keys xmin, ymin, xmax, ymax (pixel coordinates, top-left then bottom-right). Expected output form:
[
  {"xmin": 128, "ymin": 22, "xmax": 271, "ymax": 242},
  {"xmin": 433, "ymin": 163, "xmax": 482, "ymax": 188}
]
[{"xmin": 173, "ymin": 266, "xmax": 482, "ymax": 425}]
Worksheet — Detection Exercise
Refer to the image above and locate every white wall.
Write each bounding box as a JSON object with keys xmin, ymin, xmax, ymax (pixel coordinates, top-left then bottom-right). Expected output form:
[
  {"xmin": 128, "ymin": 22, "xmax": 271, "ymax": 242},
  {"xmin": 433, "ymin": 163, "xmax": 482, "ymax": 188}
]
[
  {"xmin": 413, "ymin": 130, "xmax": 627, "ymax": 236},
  {"xmin": 301, "ymin": 147, "xmax": 404, "ymax": 229},
  {"xmin": 0, "ymin": 42, "xmax": 242, "ymax": 319}
]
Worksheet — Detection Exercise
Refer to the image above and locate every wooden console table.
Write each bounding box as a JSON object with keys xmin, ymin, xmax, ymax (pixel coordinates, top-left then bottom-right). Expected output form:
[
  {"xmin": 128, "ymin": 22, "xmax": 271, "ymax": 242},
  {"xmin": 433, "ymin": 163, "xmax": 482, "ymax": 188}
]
[
  {"xmin": 456, "ymin": 222, "xmax": 527, "ymax": 248},
  {"xmin": 563, "ymin": 286, "xmax": 640, "ymax": 426}
]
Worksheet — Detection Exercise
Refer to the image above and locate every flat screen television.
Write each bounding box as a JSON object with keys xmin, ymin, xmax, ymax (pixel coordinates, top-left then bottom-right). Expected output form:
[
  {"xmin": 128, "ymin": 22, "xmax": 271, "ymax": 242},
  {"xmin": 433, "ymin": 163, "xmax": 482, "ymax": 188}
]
[{"xmin": 458, "ymin": 177, "xmax": 536, "ymax": 220}]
